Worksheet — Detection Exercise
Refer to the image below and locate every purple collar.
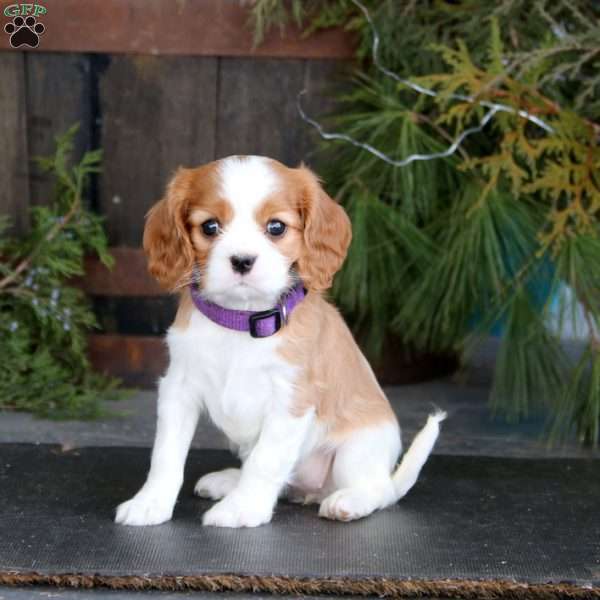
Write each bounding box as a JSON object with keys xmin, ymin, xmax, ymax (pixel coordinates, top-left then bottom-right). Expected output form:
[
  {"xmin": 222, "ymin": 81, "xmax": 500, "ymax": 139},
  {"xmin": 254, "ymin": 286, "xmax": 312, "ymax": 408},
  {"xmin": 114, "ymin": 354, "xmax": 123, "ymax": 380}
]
[{"xmin": 190, "ymin": 283, "xmax": 306, "ymax": 338}]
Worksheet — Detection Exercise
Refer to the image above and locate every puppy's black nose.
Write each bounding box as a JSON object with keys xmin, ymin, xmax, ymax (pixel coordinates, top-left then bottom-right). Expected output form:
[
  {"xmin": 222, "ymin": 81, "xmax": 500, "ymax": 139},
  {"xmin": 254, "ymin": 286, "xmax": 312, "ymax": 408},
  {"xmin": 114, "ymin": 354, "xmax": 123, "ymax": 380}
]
[{"xmin": 230, "ymin": 254, "xmax": 257, "ymax": 275}]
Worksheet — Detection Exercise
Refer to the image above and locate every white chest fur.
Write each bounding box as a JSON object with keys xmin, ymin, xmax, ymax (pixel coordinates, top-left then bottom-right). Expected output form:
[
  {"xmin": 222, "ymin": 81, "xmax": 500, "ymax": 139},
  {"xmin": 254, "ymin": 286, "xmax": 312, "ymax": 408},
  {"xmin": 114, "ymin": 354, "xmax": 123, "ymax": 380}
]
[{"xmin": 165, "ymin": 309, "xmax": 299, "ymax": 454}]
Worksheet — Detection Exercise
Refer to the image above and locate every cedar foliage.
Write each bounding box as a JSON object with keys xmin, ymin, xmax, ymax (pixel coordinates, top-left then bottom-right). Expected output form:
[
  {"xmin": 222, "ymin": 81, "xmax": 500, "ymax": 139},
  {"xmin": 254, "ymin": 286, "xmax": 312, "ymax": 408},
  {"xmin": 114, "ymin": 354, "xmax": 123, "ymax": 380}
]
[
  {"xmin": 250, "ymin": 0, "xmax": 600, "ymax": 445},
  {"xmin": 0, "ymin": 125, "xmax": 122, "ymax": 418}
]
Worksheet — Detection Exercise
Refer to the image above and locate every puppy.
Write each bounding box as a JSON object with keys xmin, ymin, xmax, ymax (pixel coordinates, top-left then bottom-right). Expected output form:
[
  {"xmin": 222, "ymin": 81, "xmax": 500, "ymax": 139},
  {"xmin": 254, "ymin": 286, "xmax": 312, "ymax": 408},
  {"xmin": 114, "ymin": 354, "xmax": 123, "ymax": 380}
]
[{"xmin": 116, "ymin": 156, "xmax": 445, "ymax": 528}]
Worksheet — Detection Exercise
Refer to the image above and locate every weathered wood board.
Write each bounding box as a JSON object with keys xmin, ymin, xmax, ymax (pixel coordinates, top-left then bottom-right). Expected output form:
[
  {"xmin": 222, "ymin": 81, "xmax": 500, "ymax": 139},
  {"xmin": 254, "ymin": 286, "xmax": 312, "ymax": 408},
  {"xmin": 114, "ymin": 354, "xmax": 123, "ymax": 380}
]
[
  {"xmin": 25, "ymin": 53, "xmax": 92, "ymax": 206},
  {"xmin": 98, "ymin": 55, "xmax": 218, "ymax": 245},
  {"xmin": 0, "ymin": 0, "xmax": 354, "ymax": 59},
  {"xmin": 0, "ymin": 52, "xmax": 29, "ymax": 232},
  {"xmin": 216, "ymin": 58, "xmax": 307, "ymax": 165}
]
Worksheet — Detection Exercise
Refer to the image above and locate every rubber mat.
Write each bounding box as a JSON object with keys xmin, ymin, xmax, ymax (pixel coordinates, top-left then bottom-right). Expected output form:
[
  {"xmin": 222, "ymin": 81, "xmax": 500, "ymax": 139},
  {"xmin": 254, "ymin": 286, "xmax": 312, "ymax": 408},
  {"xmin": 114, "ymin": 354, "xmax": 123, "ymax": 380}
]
[{"xmin": 0, "ymin": 445, "xmax": 598, "ymax": 598}]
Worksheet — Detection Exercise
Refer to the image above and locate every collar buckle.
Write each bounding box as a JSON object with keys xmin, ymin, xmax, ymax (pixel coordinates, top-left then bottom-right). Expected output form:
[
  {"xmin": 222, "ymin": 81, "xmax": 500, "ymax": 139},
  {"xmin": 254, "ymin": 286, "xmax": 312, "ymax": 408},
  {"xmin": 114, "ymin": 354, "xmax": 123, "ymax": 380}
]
[{"xmin": 248, "ymin": 307, "xmax": 283, "ymax": 338}]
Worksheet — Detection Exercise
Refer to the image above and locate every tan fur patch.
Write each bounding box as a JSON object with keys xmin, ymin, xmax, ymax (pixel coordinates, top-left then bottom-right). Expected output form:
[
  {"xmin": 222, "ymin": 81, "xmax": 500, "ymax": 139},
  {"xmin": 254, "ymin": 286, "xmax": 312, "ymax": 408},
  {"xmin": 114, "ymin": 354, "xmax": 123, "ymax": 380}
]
[
  {"xmin": 143, "ymin": 162, "xmax": 231, "ymax": 292},
  {"xmin": 266, "ymin": 162, "xmax": 352, "ymax": 292},
  {"xmin": 279, "ymin": 293, "xmax": 397, "ymax": 442},
  {"xmin": 254, "ymin": 195, "xmax": 302, "ymax": 228}
]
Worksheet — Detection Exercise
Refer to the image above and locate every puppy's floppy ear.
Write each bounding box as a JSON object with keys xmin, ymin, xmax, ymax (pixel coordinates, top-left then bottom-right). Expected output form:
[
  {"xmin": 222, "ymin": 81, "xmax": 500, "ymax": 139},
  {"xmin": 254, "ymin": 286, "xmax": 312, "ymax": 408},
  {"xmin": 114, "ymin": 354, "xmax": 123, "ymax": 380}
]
[
  {"xmin": 143, "ymin": 168, "xmax": 195, "ymax": 291},
  {"xmin": 296, "ymin": 166, "xmax": 352, "ymax": 292}
]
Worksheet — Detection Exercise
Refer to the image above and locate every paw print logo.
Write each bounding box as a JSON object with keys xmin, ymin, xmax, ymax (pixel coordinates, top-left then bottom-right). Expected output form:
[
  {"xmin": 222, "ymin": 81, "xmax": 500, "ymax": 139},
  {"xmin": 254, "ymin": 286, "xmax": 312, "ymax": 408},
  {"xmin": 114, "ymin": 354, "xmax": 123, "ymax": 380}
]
[{"xmin": 4, "ymin": 15, "xmax": 45, "ymax": 48}]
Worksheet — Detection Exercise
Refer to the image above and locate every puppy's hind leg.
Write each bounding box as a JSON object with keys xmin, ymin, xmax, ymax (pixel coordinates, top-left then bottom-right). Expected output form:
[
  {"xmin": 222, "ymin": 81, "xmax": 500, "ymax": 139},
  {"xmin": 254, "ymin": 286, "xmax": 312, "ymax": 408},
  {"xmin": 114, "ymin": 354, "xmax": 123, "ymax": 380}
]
[
  {"xmin": 319, "ymin": 412, "xmax": 445, "ymax": 522},
  {"xmin": 319, "ymin": 421, "xmax": 400, "ymax": 522}
]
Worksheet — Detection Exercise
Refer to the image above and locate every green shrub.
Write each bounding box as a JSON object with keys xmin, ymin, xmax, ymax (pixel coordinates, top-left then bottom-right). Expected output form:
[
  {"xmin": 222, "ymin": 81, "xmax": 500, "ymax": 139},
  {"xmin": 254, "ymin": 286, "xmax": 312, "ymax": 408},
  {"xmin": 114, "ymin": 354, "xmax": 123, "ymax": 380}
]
[
  {"xmin": 250, "ymin": 1, "xmax": 600, "ymax": 445},
  {"xmin": 0, "ymin": 125, "xmax": 122, "ymax": 419}
]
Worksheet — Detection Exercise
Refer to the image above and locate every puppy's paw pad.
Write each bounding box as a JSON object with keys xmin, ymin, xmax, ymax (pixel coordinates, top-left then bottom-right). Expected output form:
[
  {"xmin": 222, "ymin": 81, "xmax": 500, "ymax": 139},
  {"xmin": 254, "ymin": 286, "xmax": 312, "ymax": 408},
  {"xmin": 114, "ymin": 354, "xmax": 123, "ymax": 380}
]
[
  {"xmin": 194, "ymin": 468, "xmax": 240, "ymax": 500},
  {"xmin": 202, "ymin": 497, "xmax": 272, "ymax": 528},
  {"xmin": 115, "ymin": 495, "xmax": 173, "ymax": 526},
  {"xmin": 319, "ymin": 488, "xmax": 374, "ymax": 522}
]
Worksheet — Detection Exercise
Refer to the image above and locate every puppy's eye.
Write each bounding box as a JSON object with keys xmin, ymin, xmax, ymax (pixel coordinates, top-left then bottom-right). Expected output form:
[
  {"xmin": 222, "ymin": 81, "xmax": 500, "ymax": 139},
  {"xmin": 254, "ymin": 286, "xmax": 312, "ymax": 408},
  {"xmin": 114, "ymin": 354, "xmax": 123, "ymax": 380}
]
[
  {"xmin": 201, "ymin": 218, "xmax": 220, "ymax": 237},
  {"xmin": 266, "ymin": 219, "xmax": 286, "ymax": 237}
]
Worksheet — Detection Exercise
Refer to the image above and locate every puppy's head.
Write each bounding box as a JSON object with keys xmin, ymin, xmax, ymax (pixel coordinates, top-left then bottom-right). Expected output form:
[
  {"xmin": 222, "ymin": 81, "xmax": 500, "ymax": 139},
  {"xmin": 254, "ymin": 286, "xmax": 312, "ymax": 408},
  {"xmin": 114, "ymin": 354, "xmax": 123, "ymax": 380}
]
[{"xmin": 143, "ymin": 156, "xmax": 351, "ymax": 308}]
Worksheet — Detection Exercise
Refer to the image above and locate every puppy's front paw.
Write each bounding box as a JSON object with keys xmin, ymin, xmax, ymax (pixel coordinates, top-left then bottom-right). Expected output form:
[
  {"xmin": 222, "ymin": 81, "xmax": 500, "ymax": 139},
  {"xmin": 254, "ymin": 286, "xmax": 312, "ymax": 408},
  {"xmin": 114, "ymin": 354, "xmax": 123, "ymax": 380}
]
[
  {"xmin": 115, "ymin": 493, "xmax": 174, "ymax": 526},
  {"xmin": 194, "ymin": 468, "xmax": 241, "ymax": 500},
  {"xmin": 202, "ymin": 494, "xmax": 273, "ymax": 528}
]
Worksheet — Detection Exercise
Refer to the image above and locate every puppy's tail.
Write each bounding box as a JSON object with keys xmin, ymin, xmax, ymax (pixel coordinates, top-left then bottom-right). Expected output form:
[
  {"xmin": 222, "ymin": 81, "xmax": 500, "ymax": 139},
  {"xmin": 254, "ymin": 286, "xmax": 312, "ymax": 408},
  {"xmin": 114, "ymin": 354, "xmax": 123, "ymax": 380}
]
[{"xmin": 392, "ymin": 410, "xmax": 446, "ymax": 501}]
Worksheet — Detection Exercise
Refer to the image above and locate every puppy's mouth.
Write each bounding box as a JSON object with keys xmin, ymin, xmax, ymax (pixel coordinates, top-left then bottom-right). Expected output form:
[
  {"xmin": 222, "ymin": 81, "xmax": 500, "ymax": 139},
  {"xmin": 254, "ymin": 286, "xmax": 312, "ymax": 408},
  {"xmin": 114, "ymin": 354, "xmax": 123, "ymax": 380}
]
[
  {"xmin": 231, "ymin": 277, "xmax": 255, "ymax": 290},
  {"xmin": 211, "ymin": 277, "xmax": 266, "ymax": 297}
]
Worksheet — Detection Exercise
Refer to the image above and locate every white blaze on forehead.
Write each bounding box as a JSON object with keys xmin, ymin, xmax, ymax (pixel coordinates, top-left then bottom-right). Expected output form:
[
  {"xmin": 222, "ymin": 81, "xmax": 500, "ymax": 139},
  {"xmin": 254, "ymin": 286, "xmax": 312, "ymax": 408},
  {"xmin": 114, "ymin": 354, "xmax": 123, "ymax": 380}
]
[{"xmin": 218, "ymin": 156, "xmax": 279, "ymax": 215}]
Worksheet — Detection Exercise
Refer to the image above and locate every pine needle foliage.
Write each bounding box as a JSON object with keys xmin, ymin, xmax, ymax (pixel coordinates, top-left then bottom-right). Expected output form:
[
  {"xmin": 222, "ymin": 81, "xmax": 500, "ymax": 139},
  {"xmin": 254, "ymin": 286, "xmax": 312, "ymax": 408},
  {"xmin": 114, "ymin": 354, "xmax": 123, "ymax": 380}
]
[
  {"xmin": 0, "ymin": 125, "xmax": 123, "ymax": 419},
  {"xmin": 250, "ymin": 1, "xmax": 600, "ymax": 446}
]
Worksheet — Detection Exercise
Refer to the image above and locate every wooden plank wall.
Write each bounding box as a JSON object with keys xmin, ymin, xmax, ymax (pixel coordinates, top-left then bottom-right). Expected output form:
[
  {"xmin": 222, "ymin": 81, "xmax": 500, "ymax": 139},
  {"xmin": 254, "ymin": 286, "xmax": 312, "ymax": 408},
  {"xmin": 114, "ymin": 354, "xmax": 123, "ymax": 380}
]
[
  {"xmin": 99, "ymin": 56, "xmax": 342, "ymax": 246},
  {"xmin": 0, "ymin": 52, "xmax": 29, "ymax": 232},
  {"xmin": 0, "ymin": 53, "xmax": 343, "ymax": 237},
  {"xmin": 99, "ymin": 55, "xmax": 219, "ymax": 245},
  {"xmin": 26, "ymin": 54, "xmax": 93, "ymax": 206},
  {"xmin": 0, "ymin": 50, "xmax": 346, "ymax": 385}
]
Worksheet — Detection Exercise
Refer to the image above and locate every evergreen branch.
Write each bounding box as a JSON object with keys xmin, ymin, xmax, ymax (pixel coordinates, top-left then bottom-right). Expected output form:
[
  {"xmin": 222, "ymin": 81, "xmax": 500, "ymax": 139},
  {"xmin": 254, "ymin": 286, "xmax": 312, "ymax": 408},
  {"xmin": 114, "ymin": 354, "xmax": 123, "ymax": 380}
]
[
  {"xmin": 298, "ymin": 89, "xmax": 498, "ymax": 167},
  {"xmin": 582, "ymin": 307, "xmax": 600, "ymax": 352},
  {"xmin": 535, "ymin": 1, "xmax": 569, "ymax": 40},
  {"xmin": 0, "ymin": 193, "xmax": 80, "ymax": 292},
  {"xmin": 564, "ymin": 1, "xmax": 596, "ymax": 32},
  {"xmin": 0, "ymin": 125, "xmax": 123, "ymax": 419},
  {"xmin": 401, "ymin": 0, "xmax": 417, "ymax": 18},
  {"xmin": 413, "ymin": 111, "xmax": 471, "ymax": 161},
  {"xmin": 297, "ymin": 0, "xmax": 554, "ymax": 171},
  {"xmin": 353, "ymin": 0, "xmax": 553, "ymax": 132}
]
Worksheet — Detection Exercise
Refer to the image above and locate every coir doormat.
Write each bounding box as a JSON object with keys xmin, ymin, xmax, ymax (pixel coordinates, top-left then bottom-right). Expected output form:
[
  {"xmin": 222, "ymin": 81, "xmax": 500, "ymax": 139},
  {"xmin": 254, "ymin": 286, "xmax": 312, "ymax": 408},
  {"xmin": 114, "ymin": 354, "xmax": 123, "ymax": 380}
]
[{"xmin": 0, "ymin": 444, "xmax": 598, "ymax": 598}]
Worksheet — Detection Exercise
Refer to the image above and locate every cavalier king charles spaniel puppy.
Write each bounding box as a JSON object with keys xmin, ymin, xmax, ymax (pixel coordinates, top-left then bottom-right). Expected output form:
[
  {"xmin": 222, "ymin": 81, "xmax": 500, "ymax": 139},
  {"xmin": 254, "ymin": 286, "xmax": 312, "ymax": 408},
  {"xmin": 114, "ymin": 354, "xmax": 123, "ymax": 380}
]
[{"xmin": 116, "ymin": 156, "xmax": 445, "ymax": 528}]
